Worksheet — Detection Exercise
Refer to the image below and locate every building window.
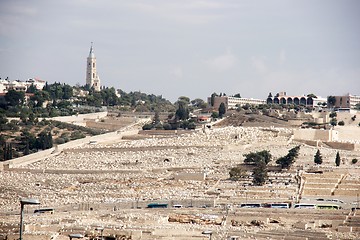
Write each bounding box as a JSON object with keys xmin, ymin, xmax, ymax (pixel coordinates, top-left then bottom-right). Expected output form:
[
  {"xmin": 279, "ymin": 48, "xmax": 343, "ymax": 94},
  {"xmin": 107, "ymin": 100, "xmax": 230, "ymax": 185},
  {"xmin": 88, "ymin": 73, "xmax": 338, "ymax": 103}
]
[{"xmin": 93, "ymin": 73, "xmax": 95, "ymax": 78}]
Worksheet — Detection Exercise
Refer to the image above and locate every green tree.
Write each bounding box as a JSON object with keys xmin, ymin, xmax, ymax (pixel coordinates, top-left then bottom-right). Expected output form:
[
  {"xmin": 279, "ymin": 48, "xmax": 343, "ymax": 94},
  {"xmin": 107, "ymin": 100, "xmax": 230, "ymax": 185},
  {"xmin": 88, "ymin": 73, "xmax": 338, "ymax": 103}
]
[
  {"xmin": 153, "ymin": 111, "xmax": 160, "ymax": 124},
  {"xmin": 276, "ymin": 145, "xmax": 300, "ymax": 169},
  {"xmin": 30, "ymin": 90, "xmax": 50, "ymax": 108},
  {"xmin": 252, "ymin": 160, "xmax": 268, "ymax": 186},
  {"xmin": 211, "ymin": 111, "xmax": 219, "ymax": 119},
  {"xmin": 335, "ymin": 152, "xmax": 341, "ymax": 167},
  {"xmin": 62, "ymin": 84, "xmax": 73, "ymax": 99},
  {"xmin": 307, "ymin": 93, "xmax": 317, "ymax": 98},
  {"xmin": 36, "ymin": 131, "xmax": 52, "ymax": 150},
  {"xmin": 4, "ymin": 89, "xmax": 25, "ymax": 107},
  {"xmin": 329, "ymin": 112, "xmax": 337, "ymax": 118},
  {"xmin": 175, "ymin": 101, "xmax": 189, "ymax": 120},
  {"xmin": 355, "ymin": 103, "xmax": 360, "ymax": 110},
  {"xmin": 210, "ymin": 92, "xmax": 218, "ymax": 107},
  {"xmin": 101, "ymin": 87, "xmax": 119, "ymax": 106},
  {"xmin": 191, "ymin": 98, "xmax": 207, "ymax": 109},
  {"xmin": 327, "ymin": 96, "xmax": 336, "ymax": 109},
  {"xmin": 218, "ymin": 102, "xmax": 226, "ymax": 118},
  {"xmin": 314, "ymin": 149, "xmax": 323, "ymax": 165},
  {"xmin": 330, "ymin": 118, "xmax": 337, "ymax": 126},
  {"xmin": 233, "ymin": 93, "xmax": 241, "ymax": 98},
  {"xmin": 244, "ymin": 150, "xmax": 272, "ymax": 165},
  {"xmin": 26, "ymin": 84, "xmax": 37, "ymax": 93},
  {"xmin": 177, "ymin": 96, "xmax": 190, "ymax": 105},
  {"xmin": 0, "ymin": 114, "xmax": 8, "ymax": 130}
]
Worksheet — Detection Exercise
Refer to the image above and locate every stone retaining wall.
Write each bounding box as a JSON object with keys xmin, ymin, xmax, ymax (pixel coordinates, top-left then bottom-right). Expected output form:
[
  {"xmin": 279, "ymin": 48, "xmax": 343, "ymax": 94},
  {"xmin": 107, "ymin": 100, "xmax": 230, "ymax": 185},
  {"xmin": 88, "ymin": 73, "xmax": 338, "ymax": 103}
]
[
  {"xmin": 324, "ymin": 141, "xmax": 356, "ymax": 151},
  {"xmin": 0, "ymin": 129, "xmax": 139, "ymax": 170},
  {"xmin": 302, "ymin": 188, "xmax": 332, "ymax": 196},
  {"xmin": 293, "ymin": 129, "xmax": 338, "ymax": 141}
]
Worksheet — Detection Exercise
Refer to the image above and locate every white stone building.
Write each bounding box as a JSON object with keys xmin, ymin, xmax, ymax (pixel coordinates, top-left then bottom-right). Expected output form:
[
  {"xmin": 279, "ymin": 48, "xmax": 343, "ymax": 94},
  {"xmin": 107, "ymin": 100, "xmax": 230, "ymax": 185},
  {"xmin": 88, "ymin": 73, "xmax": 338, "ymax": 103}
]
[{"xmin": 208, "ymin": 96, "xmax": 266, "ymax": 110}]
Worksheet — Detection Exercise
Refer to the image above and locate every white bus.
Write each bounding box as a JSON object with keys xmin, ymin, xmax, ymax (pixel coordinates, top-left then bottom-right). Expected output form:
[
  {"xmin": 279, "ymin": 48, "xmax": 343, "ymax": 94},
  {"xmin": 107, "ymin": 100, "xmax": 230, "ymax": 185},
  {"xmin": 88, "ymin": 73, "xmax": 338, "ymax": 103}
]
[
  {"xmin": 270, "ymin": 203, "xmax": 290, "ymax": 209},
  {"xmin": 294, "ymin": 203, "xmax": 316, "ymax": 209}
]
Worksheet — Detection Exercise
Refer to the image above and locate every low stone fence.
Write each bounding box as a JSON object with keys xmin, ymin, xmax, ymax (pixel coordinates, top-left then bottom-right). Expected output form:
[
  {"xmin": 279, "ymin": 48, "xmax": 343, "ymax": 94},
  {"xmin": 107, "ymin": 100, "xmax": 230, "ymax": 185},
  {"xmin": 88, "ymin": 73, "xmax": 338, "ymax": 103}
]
[
  {"xmin": 333, "ymin": 189, "xmax": 360, "ymax": 196},
  {"xmin": 304, "ymin": 183, "xmax": 335, "ymax": 189},
  {"xmin": 0, "ymin": 129, "xmax": 139, "ymax": 170},
  {"xmin": 2, "ymin": 147, "xmax": 56, "ymax": 169},
  {"xmin": 302, "ymin": 188, "xmax": 332, "ymax": 196},
  {"xmin": 324, "ymin": 141, "xmax": 357, "ymax": 151}
]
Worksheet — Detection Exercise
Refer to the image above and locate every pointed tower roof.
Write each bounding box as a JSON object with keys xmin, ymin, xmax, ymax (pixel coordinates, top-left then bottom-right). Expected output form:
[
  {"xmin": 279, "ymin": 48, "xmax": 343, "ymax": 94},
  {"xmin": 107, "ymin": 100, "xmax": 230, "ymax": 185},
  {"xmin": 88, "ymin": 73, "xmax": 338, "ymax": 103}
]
[{"xmin": 88, "ymin": 42, "xmax": 95, "ymax": 58}]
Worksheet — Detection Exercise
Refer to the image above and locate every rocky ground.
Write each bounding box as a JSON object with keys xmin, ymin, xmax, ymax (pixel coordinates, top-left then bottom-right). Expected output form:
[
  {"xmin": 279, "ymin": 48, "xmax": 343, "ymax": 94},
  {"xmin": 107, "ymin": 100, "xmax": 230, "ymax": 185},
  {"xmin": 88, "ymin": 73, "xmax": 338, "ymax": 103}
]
[{"xmin": 1, "ymin": 115, "xmax": 360, "ymax": 239}]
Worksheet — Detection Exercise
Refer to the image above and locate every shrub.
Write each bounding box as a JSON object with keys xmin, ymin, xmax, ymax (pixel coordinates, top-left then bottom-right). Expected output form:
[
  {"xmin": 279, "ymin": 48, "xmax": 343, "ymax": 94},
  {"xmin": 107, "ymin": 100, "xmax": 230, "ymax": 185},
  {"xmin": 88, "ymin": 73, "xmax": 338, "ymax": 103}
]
[
  {"xmin": 229, "ymin": 167, "xmax": 246, "ymax": 181},
  {"xmin": 329, "ymin": 112, "xmax": 337, "ymax": 118},
  {"xmin": 142, "ymin": 123, "xmax": 153, "ymax": 130},
  {"xmin": 188, "ymin": 122, "xmax": 196, "ymax": 130},
  {"xmin": 338, "ymin": 120, "xmax": 345, "ymax": 126},
  {"xmin": 330, "ymin": 118, "xmax": 337, "ymax": 126},
  {"xmin": 163, "ymin": 123, "xmax": 172, "ymax": 130},
  {"xmin": 70, "ymin": 131, "xmax": 85, "ymax": 140},
  {"xmin": 55, "ymin": 138, "xmax": 65, "ymax": 144},
  {"xmin": 352, "ymin": 159, "xmax": 358, "ymax": 164},
  {"xmin": 154, "ymin": 123, "xmax": 163, "ymax": 130}
]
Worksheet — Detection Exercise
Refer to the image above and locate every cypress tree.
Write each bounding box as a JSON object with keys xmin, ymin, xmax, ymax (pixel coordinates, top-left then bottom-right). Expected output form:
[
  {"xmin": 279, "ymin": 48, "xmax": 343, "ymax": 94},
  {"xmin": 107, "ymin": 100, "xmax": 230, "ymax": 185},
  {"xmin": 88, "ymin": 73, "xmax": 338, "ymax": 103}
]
[
  {"xmin": 335, "ymin": 151, "xmax": 341, "ymax": 167},
  {"xmin": 314, "ymin": 149, "xmax": 323, "ymax": 165},
  {"xmin": 3, "ymin": 143, "xmax": 7, "ymax": 160},
  {"xmin": 47, "ymin": 132, "xmax": 53, "ymax": 148},
  {"xmin": 218, "ymin": 102, "xmax": 226, "ymax": 118}
]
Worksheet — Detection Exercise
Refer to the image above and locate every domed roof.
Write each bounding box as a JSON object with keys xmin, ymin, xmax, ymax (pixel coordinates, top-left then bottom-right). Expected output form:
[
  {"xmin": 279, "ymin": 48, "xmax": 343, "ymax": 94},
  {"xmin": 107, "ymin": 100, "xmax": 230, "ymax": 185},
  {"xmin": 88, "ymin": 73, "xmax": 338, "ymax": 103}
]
[{"xmin": 88, "ymin": 43, "xmax": 95, "ymax": 58}]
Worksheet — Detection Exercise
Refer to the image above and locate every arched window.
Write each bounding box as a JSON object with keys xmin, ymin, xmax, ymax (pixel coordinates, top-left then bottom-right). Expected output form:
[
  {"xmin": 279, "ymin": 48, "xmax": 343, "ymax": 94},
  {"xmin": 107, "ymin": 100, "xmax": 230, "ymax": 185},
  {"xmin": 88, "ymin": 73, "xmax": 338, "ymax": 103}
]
[
  {"xmin": 280, "ymin": 97, "xmax": 286, "ymax": 104},
  {"xmin": 287, "ymin": 98, "xmax": 293, "ymax": 105},
  {"xmin": 274, "ymin": 97, "xmax": 280, "ymax": 104},
  {"xmin": 306, "ymin": 97, "xmax": 313, "ymax": 106},
  {"xmin": 300, "ymin": 97, "xmax": 306, "ymax": 105},
  {"xmin": 266, "ymin": 98, "xmax": 273, "ymax": 104},
  {"xmin": 294, "ymin": 98, "xmax": 300, "ymax": 105}
]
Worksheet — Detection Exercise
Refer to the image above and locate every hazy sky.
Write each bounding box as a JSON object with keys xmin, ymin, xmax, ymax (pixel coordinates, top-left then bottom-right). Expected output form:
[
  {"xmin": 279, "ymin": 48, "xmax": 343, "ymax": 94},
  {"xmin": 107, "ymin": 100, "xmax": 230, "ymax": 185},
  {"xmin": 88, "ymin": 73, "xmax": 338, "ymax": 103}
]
[{"xmin": 0, "ymin": 0, "xmax": 359, "ymax": 102}]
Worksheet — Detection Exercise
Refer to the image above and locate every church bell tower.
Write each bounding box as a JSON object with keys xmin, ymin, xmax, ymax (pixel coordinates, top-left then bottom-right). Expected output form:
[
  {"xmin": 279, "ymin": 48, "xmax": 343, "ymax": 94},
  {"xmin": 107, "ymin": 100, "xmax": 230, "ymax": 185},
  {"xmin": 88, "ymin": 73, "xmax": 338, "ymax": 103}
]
[{"xmin": 86, "ymin": 42, "xmax": 101, "ymax": 91}]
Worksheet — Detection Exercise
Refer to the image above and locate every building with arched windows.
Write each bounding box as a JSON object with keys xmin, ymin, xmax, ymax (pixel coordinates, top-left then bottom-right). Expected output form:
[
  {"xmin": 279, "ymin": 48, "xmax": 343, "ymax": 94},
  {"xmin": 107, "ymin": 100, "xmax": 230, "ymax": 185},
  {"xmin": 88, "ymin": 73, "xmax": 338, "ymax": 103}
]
[{"xmin": 266, "ymin": 92, "xmax": 326, "ymax": 107}]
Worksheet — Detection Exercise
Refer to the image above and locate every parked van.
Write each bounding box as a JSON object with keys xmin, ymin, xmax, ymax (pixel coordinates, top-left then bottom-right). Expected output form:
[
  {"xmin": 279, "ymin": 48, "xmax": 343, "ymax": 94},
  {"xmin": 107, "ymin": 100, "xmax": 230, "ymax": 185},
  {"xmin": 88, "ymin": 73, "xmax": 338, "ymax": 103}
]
[{"xmin": 34, "ymin": 208, "xmax": 54, "ymax": 214}]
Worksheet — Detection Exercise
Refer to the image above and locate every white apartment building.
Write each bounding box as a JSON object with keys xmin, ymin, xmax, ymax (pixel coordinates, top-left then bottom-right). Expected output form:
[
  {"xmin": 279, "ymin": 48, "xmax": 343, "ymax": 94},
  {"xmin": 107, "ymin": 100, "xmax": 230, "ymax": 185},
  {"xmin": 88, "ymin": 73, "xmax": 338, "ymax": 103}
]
[{"xmin": 208, "ymin": 96, "xmax": 266, "ymax": 110}]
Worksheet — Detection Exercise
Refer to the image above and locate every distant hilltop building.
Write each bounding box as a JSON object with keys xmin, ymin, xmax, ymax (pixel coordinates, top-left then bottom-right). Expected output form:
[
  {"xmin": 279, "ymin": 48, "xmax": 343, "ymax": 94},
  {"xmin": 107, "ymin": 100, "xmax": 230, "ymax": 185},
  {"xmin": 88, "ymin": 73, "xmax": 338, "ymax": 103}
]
[
  {"xmin": 0, "ymin": 77, "xmax": 46, "ymax": 93},
  {"xmin": 329, "ymin": 94, "xmax": 360, "ymax": 111},
  {"xmin": 266, "ymin": 92, "xmax": 326, "ymax": 107},
  {"xmin": 208, "ymin": 95, "xmax": 266, "ymax": 110},
  {"xmin": 86, "ymin": 43, "xmax": 101, "ymax": 91}
]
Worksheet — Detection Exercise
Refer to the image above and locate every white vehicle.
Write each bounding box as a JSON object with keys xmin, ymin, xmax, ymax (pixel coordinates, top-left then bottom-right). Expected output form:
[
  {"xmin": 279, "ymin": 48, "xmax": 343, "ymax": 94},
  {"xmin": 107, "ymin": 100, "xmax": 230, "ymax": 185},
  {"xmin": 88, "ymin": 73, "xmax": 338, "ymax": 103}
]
[{"xmin": 294, "ymin": 203, "xmax": 316, "ymax": 209}]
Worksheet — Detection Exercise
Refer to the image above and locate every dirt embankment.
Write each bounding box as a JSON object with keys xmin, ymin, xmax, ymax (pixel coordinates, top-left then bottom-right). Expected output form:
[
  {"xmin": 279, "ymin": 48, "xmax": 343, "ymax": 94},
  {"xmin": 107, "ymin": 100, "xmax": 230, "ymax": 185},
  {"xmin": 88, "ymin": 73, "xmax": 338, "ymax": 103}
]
[{"xmin": 215, "ymin": 112, "xmax": 296, "ymax": 128}]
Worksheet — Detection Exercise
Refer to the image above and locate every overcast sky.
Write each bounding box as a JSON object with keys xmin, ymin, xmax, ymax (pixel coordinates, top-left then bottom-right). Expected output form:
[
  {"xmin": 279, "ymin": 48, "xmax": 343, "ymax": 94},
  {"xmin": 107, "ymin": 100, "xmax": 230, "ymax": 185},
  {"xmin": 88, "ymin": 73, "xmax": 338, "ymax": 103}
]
[{"xmin": 0, "ymin": 0, "xmax": 359, "ymax": 102}]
